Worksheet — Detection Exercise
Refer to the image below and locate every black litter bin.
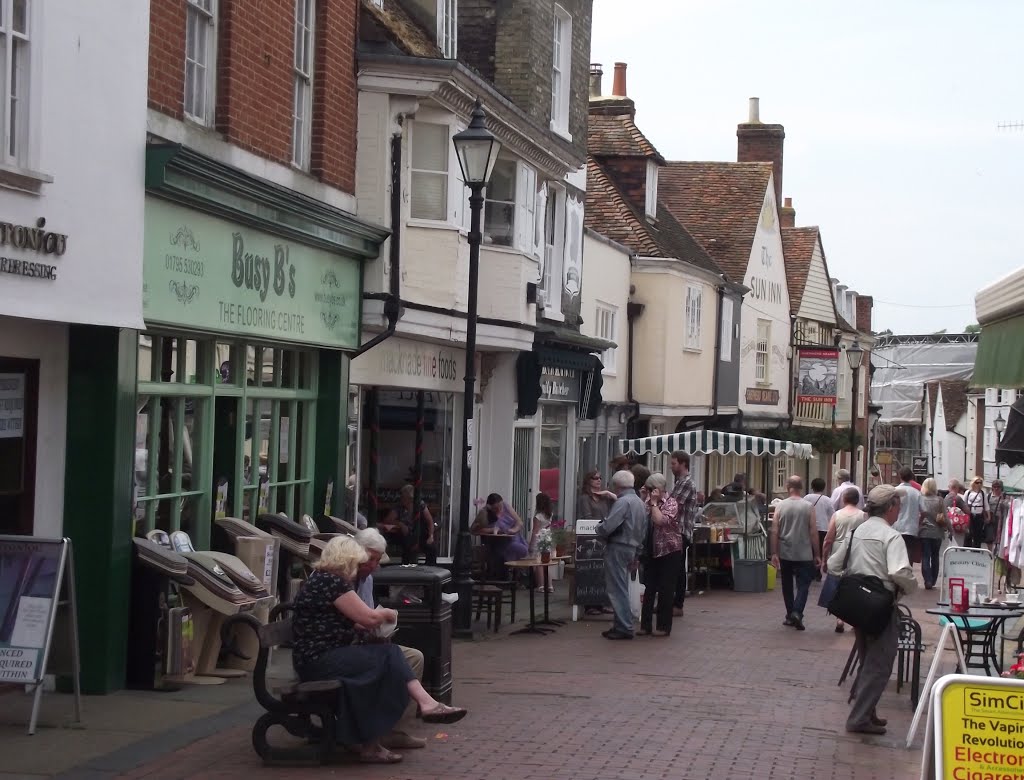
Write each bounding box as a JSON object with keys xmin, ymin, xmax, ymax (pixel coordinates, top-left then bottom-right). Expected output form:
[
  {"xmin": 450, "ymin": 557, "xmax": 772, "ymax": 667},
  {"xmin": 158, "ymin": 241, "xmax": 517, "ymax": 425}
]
[{"xmin": 373, "ymin": 565, "xmax": 453, "ymax": 703}]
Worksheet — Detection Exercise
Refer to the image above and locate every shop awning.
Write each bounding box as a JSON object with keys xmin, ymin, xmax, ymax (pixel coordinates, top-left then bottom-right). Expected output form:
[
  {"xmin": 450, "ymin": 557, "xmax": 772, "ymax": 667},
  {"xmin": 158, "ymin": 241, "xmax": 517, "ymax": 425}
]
[
  {"xmin": 973, "ymin": 315, "xmax": 1024, "ymax": 388},
  {"xmin": 619, "ymin": 429, "xmax": 814, "ymax": 459},
  {"xmin": 996, "ymin": 397, "xmax": 1024, "ymax": 469}
]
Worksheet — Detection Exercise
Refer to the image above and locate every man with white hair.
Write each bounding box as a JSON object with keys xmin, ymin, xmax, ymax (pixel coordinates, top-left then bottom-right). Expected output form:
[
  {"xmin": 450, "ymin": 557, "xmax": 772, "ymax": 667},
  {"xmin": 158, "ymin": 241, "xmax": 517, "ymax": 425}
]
[
  {"xmin": 596, "ymin": 469, "xmax": 648, "ymax": 639},
  {"xmin": 353, "ymin": 528, "xmax": 427, "ymax": 750},
  {"xmin": 829, "ymin": 469, "xmax": 863, "ymax": 513}
]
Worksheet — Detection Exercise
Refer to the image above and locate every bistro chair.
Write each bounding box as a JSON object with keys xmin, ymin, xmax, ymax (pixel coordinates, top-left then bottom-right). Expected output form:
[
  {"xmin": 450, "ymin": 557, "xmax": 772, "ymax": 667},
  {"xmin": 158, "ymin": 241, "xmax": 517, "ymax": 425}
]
[{"xmin": 896, "ymin": 616, "xmax": 924, "ymax": 708}]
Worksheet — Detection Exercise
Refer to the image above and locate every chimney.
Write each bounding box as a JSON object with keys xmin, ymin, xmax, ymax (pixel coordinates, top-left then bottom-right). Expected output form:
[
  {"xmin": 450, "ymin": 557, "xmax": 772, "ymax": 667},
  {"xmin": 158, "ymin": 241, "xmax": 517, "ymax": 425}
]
[
  {"xmin": 779, "ymin": 196, "xmax": 796, "ymax": 228},
  {"xmin": 612, "ymin": 62, "xmax": 627, "ymax": 97},
  {"xmin": 589, "ymin": 63, "xmax": 603, "ymax": 98},
  {"xmin": 856, "ymin": 295, "xmax": 874, "ymax": 334},
  {"xmin": 737, "ymin": 97, "xmax": 785, "ymax": 205}
]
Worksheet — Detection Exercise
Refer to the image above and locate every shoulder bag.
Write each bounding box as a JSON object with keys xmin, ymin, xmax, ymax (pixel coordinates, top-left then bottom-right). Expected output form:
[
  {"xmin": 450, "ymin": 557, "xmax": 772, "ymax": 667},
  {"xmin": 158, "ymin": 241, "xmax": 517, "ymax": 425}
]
[{"xmin": 827, "ymin": 527, "xmax": 895, "ymax": 635}]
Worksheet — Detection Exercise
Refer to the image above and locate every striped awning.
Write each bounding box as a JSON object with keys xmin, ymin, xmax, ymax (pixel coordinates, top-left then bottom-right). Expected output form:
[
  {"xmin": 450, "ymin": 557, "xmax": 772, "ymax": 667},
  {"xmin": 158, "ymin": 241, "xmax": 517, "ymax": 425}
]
[{"xmin": 619, "ymin": 429, "xmax": 813, "ymax": 459}]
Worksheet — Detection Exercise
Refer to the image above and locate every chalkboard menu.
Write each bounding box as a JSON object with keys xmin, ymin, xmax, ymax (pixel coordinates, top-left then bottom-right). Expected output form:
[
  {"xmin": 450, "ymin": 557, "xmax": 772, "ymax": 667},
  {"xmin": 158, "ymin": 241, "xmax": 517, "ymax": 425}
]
[{"xmin": 574, "ymin": 519, "xmax": 610, "ymax": 608}]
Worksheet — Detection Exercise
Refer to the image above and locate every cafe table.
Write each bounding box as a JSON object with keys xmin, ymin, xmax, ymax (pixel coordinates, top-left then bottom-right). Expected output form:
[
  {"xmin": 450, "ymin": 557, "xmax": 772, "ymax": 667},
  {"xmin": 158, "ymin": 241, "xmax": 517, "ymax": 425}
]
[
  {"xmin": 926, "ymin": 603, "xmax": 1024, "ymax": 675},
  {"xmin": 504, "ymin": 558, "xmax": 564, "ymax": 635}
]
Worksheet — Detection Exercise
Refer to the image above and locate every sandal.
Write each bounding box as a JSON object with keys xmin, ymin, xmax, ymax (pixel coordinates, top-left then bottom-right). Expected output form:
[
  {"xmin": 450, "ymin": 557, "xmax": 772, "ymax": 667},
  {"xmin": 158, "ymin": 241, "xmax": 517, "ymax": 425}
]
[
  {"xmin": 358, "ymin": 746, "xmax": 403, "ymax": 764},
  {"xmin": 418, "ymin": 702, "xmax": 468, "ymax": 724}
]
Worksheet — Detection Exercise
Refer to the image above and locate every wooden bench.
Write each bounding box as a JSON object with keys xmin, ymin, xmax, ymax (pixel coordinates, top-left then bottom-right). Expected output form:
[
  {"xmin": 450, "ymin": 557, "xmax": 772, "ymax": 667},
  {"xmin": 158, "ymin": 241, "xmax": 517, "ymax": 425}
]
[{"xmin": 223, "ymin": 605, "xmax": 349, "ymax": 766}]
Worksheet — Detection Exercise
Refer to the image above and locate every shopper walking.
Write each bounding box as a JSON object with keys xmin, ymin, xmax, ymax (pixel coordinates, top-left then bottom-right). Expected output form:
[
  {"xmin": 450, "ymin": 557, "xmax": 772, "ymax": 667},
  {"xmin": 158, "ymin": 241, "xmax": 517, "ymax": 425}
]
[
  {"xmin": 946, "ymin": 480, "xmax": 970, "ymax": 547},
  {"xmin": 830, "ymin": 469, "xmax": 863, "ymax": 513},
  {"xmin": 820, "ymin": 487, "xmax": 867, "ymax": 633},
  {"xmin": 990, "ymin": 479, "xmax": 1012, "ymax": 557},
  {"xmin": 770, "ymin": 476, "xmax": 820, "ymax": 631},
  {"xmin": 964, "ymin": 477, "xmax": 990, "ymax": 549},
  {"xmin": 893, "ymin": 467, "xmax": 922, "ymax": 563},
  {"xmin": 596, "ymin": 470, "xmax": 647, "ymax": 640},
  {"xmin": 669, "ymin": 450, "xmax": 699, "ymax": 617},
  {"xmin": 828, "ymin": 485, "xmax": 918, "ymax": 735},
  {"xmin": 639, "ymin": 473, "xmax": 682, "ymax": 637},
  {"xmin": 917, "ymin": 478, "xmax": 947, "ymax": 590},
  {"xmin": 805, "ymin": 478, "xmax": 833, "ymax": 580}
]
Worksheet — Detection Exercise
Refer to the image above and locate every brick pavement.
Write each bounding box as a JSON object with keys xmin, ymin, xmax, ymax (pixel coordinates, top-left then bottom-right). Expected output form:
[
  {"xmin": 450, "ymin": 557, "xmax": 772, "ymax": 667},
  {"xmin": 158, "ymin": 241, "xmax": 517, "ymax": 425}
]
[{"xmin": 85, "ymin": 575, "xmax": 961, "ymax": 780}]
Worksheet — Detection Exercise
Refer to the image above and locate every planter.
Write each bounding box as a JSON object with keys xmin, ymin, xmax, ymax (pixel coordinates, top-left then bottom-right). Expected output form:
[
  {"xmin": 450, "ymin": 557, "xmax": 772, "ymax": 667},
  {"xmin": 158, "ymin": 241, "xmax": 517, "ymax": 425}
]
[
  {"xmin": 540, "ymin": 551, "xmax": 551, "ymax": 564},
  {"xmin": 555, "ymin": 544, "xmax": 568, "ymax": 557}
]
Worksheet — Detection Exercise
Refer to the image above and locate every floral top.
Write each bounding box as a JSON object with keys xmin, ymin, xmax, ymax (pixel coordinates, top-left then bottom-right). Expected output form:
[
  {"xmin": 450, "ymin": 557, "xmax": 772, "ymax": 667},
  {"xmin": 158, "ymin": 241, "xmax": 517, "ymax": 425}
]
[
  {"xmin": 292, "ymin": 570, "xmax": 358, "ymax": 671},
  {"xmin": 650, "ymin": 496, "xmax": 682, "ymax": 558}
]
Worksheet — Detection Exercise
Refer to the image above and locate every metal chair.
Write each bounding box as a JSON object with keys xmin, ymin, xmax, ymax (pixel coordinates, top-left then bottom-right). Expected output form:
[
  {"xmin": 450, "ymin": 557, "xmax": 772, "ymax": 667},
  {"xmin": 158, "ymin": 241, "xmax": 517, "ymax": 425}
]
[{"xmin": 896, "ymin": 616, "xmax": 924, "ymax": 707}]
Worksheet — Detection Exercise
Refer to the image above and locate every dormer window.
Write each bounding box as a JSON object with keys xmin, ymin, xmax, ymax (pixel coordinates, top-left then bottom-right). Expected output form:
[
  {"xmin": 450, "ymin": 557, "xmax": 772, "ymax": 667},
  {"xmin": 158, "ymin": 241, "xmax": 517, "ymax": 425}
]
[
  {"xmin": 644, "ymin": 159, "xmax": 658, "ymax": 218},
  {"xmin": 437, "ymin": 0, "xmax": 456, "ymax": 58}
]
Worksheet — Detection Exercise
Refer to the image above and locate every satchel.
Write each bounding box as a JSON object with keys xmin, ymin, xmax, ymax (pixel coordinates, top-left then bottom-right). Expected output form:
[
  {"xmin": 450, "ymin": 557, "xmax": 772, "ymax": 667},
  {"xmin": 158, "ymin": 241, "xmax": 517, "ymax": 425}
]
[{"xmin": 827, "ymin": 527, "xmax": 895, "ymax": 635}]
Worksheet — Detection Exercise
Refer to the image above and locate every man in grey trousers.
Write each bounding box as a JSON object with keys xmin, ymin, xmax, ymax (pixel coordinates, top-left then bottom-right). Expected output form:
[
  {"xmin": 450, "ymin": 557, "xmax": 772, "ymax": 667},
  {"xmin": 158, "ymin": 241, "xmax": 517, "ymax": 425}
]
[
  {"xmin": 596, "ymin": 469, "xmax": 648, "ymax": 640},
  {"xmin": 827, "ymin": 484, "xmax": 918, "ymax": 735}
]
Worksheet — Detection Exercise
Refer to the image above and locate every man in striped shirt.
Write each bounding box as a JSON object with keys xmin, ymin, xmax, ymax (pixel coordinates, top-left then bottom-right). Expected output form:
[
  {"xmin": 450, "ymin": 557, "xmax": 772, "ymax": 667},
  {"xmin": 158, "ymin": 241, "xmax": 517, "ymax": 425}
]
[{"xmin": 670, "ymin": 450, "xmax": 699, "ymax": 617}]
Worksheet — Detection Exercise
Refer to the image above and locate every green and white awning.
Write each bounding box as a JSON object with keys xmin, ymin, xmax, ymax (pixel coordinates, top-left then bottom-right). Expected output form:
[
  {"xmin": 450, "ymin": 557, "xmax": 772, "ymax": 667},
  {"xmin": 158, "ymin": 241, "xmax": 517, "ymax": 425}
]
[{"xmin": 619, "ymin": 429, "xmax": 813, "ymax": 459}]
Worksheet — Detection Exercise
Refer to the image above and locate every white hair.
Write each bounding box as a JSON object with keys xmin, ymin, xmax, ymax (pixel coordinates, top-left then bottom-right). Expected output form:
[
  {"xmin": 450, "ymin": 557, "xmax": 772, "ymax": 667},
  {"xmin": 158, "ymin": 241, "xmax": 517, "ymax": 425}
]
[
  {"xmin": 611, "ymin": 470, "xmax": 636, "ymax": 490},
  {"xmin": 313, "ymin": 535, "xmax": 367, "ymax": 579},
  {"xmin": 354, "ymin": 527, "xmax": 387, "ymax": 554},
  {"xmin": 645, "ymin": 472, "xmax": 667, "ymax": 491}
]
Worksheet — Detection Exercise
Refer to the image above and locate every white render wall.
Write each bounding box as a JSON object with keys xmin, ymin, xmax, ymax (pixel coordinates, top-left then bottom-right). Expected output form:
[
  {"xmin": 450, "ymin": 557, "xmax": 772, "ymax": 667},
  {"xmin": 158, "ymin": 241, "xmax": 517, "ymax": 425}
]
[
  {"xmin": 0, "ymin": 2, "xmax": 148, "ymax": 329},
  {"xmin": 581, "ymin": 233, "xmax": 630, "ymax": 404}
]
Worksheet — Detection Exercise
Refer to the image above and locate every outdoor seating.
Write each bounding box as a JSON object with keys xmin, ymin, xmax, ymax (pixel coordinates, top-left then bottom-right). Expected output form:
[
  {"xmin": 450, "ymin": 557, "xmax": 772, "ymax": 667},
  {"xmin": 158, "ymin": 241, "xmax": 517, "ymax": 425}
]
[
  {"xmin": 896, "ymin": 616, "xmax": 924, "ymax": 707},
  {"xmin": 471, "ymin": 545, "xmax": 518, "ymax": 625},
  {"xmin": 223, "ymin": 605, "xmax": 347, "ymax": 766},
  {"xmin": 999, "ymin": 623, "xmax": 1024, "ymax": 666},
  {"xmin": 473, "ymin": 584, "xmax": 504, "ymax": 632}
]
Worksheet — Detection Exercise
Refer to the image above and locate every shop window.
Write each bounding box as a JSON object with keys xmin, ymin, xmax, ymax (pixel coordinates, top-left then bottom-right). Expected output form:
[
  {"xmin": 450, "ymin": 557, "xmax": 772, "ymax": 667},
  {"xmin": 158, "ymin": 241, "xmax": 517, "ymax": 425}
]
[
  {"xmin": 540, "ymin": 404, "xmax": 569, "ymax": 525},
  {"xmin": 292, "ymin": 0, "xmax": 315, "ymax": 170},
  {"xmin": 135, "ymin": 333, "xmax": 318, "ymax": 546},
  {"xmin": 685, "ymin": 285, "xmax": 703, "ymax": 350},
  {"xmin": 410, "ymin": 120, "xmax": 450, "ymax": 221},
  {"xmin": 0, "ymin": 0, "xmax": 30, "ymax": 166},
  {"xmin": 184, "ymin": 0, "xmax": 217, "ymax": 125}
]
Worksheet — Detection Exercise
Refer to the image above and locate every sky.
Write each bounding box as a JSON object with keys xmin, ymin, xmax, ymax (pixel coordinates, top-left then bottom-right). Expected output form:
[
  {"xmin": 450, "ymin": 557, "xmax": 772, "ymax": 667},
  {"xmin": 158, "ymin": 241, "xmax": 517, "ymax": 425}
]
[{"xmin": 590, "ymin": 0, "xmax": 1024, "ymax": 335}]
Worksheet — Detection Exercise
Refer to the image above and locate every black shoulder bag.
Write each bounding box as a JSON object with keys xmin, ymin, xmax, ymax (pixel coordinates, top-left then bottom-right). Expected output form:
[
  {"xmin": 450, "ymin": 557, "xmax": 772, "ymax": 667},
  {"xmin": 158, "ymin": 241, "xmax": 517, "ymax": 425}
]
[{"xmin": 827, "ymin": 526, "xmax": 895, "ymax": 635}]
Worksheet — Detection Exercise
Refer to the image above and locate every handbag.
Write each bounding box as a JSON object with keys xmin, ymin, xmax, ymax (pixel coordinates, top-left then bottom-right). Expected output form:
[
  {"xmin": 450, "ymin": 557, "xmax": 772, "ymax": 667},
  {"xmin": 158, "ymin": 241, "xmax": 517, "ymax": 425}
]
[{"xmin": 827, "ymin": 527, "xmax": 895, "ymax": 635}]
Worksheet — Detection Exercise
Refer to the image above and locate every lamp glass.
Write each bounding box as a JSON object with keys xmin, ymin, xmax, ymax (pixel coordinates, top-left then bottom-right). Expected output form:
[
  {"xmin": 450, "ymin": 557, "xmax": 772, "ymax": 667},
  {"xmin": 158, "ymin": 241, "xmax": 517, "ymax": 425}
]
[
  {"xmin": 994, "ymin": 412, "xmax": 1006, "ymax": 435},
  {"xmin": 846, "ymin": 340, "xmax": 864, "ymax": 370},
  {"xmin": 452, "ymin": 103, "xmax": 501, "ymax": 185}
]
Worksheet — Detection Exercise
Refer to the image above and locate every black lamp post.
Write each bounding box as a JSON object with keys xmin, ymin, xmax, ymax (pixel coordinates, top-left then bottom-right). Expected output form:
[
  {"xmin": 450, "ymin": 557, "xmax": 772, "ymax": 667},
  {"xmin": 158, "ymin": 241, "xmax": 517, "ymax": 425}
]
[
  {"xmin": 846, "ymin": 340, "xmax": 865, "ymax": 487},
  {"xmin": 994, "ymin": 410, "xmax": 1006, "ymax": 480},
  {"xmin": 451, "ymin": 101, "xmax": 501, "ymax": 637}
]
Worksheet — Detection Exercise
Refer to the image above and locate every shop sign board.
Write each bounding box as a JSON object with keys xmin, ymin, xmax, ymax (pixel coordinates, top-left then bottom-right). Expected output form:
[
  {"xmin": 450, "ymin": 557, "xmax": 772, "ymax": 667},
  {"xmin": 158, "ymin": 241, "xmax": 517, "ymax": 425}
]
[
  {"xmin": 796, "ymin": 348, "xmax": 838, "ymax": 405},
  {"xmin": 540, "ymin": 367, "xmax": 580, "ymax": 404},
  {"xmin": 928, "ymin": 675, "xmax": 1024, "ymax": 780},
  {"xmin": 573, "ymin": 519, "xmax": 610, "ymax": 608},
  {"xmin": 349, "ymin": 336, "xmax": 465, "ymax": 393},
  {"xmin": 940, "ymin": 547, "xmax": 993, "ymax": 601},
  {"xmin": 143, "ymin": 199, "xmax": 362, "ymax": 349},
  {"xmin": 745, "ymin": 387, "xmax": 780, "ymax": 405}
]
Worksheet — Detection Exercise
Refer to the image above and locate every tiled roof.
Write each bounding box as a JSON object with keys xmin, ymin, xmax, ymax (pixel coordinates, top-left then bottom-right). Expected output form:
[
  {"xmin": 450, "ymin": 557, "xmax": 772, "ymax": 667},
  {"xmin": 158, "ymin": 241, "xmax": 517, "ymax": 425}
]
[
  {"xmin": 359, "ymin": 0, "xmax": 441, "ymax": 58},
  {"xmin": 585, "ymin": 158, "xmax": 722, "ymax": 276},
  {"xmin": 927, "ymin": 379, "xmax": 972, "ymax": 431},
  {"xmin": 658, "ymin": 161, "xmax": 773, "ymax": 284},
  {"xmin": 587, "ymin": 113, "xmax": 665, "ymax": 162},
  {"xmin": 781, "ymin": 227, "xmax": 819, "ymax": 314}
]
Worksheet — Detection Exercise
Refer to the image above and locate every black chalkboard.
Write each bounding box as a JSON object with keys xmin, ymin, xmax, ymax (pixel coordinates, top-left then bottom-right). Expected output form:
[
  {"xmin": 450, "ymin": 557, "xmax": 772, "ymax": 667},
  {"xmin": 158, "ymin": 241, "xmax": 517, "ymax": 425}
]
[{"xmin": 574, "ymin": 533, "xmax": 610, "ymax": 607}]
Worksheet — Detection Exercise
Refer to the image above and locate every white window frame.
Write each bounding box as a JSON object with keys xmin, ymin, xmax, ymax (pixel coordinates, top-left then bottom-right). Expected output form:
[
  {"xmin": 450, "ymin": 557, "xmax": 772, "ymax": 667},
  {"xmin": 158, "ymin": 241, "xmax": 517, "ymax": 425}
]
[
  {"xmin": 772, "ymin": 456, "xmax": 790, "ymax": 494},
  {"xmin": 549, "ymin": 5, "xmax": 571, "ymax": 138},
  {"xmin": 684, "ymin": 284, "xmax": 703, "ymax": 351},
  {"xmin": 720, "ymin": 297, "xmax": 733, "ymax": 362},
  {"xmin": 409, "ymin": 119, "xmax": 452, "ymax": 223},
  {"xmin": 541, "ymin": 183, "xmax": 565, "ymax": 317},
  {"xmin": 437, "ymin": 0, "xmax": 457, "ymax": 59},
  {"xmin": 595, "ymin": 303, "xmax": 617, "ymax": 374},
  {"xmin": 984, "ymin": 426, "xmax": 994, "ymax": 461},
  {"xmin": 755, "ymin": 319, "xmax": 771, "ymax": 384},
  {"xmin": 291, "ymin": 0, "xmax": 315, "ymax": 170},
  {"xmin": 0, "ymin": 0, "xmax": 30, "ymax": 166},
  {"xmin": 184, "ymin": 0, "xmax": 217, "ymax": 126},
  {"xmin": 483, "ymin": 156, "xmax": 517, "ymax": 247},
  {"xmin": 644, "ymin": 159, "xmax": 658, "ymax": 218}
]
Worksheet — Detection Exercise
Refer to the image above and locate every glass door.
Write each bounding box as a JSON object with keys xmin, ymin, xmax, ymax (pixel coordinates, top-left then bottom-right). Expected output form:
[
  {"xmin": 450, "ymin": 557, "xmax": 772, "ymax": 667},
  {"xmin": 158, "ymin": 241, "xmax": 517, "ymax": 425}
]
[{"xmin": 0, "ymin": 359, "xmax": 37, "ymax": 535}]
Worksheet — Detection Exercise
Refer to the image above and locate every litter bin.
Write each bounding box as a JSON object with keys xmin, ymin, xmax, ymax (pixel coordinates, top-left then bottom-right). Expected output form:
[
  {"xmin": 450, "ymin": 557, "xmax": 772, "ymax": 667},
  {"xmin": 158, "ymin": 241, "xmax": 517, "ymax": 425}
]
[
  {"xmin": 373, "ymin": 565, "xmax": 453, "ymax": 703},
  {"xmin": 732, "ymin": 559, "xmax": 768, "ymax": 593}
]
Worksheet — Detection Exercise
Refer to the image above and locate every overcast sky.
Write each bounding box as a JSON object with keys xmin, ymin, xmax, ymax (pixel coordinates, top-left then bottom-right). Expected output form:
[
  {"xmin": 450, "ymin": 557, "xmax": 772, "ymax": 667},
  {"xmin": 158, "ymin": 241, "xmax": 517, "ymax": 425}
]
[{"xmin": 590, "ymin": 0, "xmax": 1024, "ymax": 334}]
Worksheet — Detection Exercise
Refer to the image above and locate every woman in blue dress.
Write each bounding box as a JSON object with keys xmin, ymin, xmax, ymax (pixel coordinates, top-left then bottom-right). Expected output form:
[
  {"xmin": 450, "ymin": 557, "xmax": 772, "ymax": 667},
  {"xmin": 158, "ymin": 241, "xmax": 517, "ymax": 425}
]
[
  {"xmin": 472, "ymin": 493, "xmax": 530, "ymax": 569},
  {"xmin": 292, "ymin": 536, "xmax": 467, "ymax": 764}
]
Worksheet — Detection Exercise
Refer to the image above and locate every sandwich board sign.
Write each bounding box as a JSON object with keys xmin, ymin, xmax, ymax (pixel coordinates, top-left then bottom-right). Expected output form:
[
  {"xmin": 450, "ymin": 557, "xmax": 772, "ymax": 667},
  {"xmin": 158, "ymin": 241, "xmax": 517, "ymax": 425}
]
[
  {"xmin": 924, "ymin": 674, "xmax": 1024, "ymax": 779},
  {"xmin": 940, "ymin": 546, "xmax": 994, "ymax": 602},
  {"xmin": 0, "ymin": 536, "xmax": 82, "ymax": 734},
  {"xmin": 572, "ymin": 518, "xmax": 610, "ymax": 620}
]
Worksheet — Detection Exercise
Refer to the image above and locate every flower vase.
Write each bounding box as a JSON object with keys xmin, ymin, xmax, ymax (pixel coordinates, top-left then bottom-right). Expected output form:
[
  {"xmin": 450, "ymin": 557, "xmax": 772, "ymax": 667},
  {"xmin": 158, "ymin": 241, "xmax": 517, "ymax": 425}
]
[
  {"xmin": 555, "ymin": 544, "xmax": 567, "ymax": 557},
  {"xmin": 540, "ymin": 551, "xmax": 551, "ymax": 564}
]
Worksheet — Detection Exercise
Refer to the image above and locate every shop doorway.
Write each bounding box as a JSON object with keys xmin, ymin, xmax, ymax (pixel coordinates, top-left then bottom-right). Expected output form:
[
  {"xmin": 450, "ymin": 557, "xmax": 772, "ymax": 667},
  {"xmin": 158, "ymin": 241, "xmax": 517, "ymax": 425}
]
[
  {"xmin": 511, "ymin": 426, "xmax": 535, "ymax": 523},
  {"xmin": 0, "ymin": 358, "xmax": 38, "ymax": 536}
]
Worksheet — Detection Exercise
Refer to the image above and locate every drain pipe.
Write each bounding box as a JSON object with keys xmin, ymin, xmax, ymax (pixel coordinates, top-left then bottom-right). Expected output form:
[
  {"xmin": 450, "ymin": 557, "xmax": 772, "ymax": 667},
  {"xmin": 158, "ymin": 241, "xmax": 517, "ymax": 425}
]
[{"xmin": 353, "ymin": 131, "xmax": 404, "ymax": 358}]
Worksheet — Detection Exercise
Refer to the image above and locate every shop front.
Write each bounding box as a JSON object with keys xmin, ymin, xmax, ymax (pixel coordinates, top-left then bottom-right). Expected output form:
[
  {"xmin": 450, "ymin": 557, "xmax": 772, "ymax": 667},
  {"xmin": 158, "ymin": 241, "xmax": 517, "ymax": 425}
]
[
  {"xmin": 134, "ymin": 147, "xmax": 386, "ymax": 554},
  {"xmin": 347, "ymin": 336, "xmax": 467, "ymax": 560}
]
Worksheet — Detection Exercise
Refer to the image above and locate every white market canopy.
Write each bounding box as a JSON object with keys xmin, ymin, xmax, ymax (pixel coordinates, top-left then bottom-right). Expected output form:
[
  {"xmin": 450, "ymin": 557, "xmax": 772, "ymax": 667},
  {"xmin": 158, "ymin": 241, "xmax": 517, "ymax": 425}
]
[{"xmin": 619, "ymin": 429, "xmax": 813, "ymax": 460}]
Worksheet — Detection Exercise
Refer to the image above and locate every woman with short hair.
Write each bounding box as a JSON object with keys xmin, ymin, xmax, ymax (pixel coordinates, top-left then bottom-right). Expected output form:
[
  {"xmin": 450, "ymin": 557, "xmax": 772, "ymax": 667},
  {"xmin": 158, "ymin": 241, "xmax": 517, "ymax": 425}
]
[
  {"xmin": 918, "ymin": 478, "xmax": 947, "ymax": 590},
  {"xmin": 639, "ymin": 473, "xmax": 682, "ymax": 637},
  {"xmin": 820, "ymin": 487, "xmax": 867, "ymax": 633},
  {"xmin": 292, "ymin": 536, "xmax": 466, "ymax": 764}
]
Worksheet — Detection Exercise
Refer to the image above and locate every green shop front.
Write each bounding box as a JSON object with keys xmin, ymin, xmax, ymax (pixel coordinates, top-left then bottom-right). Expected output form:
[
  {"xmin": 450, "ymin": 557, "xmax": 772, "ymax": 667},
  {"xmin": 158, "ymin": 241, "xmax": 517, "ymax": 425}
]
[{"xmin": 77, "ymin": 146, "xmax": 385, "ymax": 693}]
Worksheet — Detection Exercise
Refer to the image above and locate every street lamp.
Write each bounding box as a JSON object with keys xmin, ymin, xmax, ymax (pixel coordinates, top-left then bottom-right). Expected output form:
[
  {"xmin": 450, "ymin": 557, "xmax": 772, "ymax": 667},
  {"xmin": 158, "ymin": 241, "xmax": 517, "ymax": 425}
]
[
  {"xmin": 846, "ymin": 340, "xmax": 865, "ymax": 487},
  {"xmin": 994, "ymin": 410, "xmax": 1006, "ymax": 480},
  {"xmin": 451, "ymin": 101, "xmax": 501, "ymax": 637}
]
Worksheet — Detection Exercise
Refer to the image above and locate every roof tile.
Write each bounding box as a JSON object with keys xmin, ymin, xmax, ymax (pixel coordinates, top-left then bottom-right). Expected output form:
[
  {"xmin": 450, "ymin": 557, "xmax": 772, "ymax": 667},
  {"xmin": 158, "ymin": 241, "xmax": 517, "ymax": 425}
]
[
  {"xmin": 780, "ymin": 226, "xmax": 819, "ymax": 314},
  {"xmin": 587, "ymin": 112, "xmax": 665, "ymax": 162},
  {"xmin": 359, "ymin": 0, "xmax": 441, "ymax": 58}
]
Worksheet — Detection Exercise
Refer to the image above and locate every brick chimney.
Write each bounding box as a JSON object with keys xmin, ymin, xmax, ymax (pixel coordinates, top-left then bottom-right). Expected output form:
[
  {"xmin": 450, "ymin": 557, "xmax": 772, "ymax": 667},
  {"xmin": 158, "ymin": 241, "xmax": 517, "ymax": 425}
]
[
  {"xmin": 855, "ymin": 295, "xmax": 874, "ymax": 333},
  {"xmin": 780, "ymin": 196, "xmax": 796, "ymax": 228},
  {"xmin": 737, "ymin": 97, "xmax": 785, "ymax": 205},
  {"xmin": 589, "ymin": 63, "xmax": 603, "ymax": 98},
  {"xmin": 612, "ymin": 62, "xmax": 627, "ymax": 97}
]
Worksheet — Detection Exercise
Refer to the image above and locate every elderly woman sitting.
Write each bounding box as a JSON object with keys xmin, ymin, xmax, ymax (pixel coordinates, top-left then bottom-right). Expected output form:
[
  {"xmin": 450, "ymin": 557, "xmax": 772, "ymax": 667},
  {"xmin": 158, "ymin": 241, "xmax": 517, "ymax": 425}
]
[{"xmin": 292, "ymin": 536, "xmax": 467, "ymax": 764}]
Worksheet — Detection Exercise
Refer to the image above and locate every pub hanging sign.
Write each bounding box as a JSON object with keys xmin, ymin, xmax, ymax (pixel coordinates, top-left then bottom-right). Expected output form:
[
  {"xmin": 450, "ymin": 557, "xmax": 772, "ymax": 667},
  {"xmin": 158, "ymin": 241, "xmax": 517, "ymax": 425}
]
[{"xmin": 0, "ymin": 218, "xmax": 69, "ymax": 282}]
